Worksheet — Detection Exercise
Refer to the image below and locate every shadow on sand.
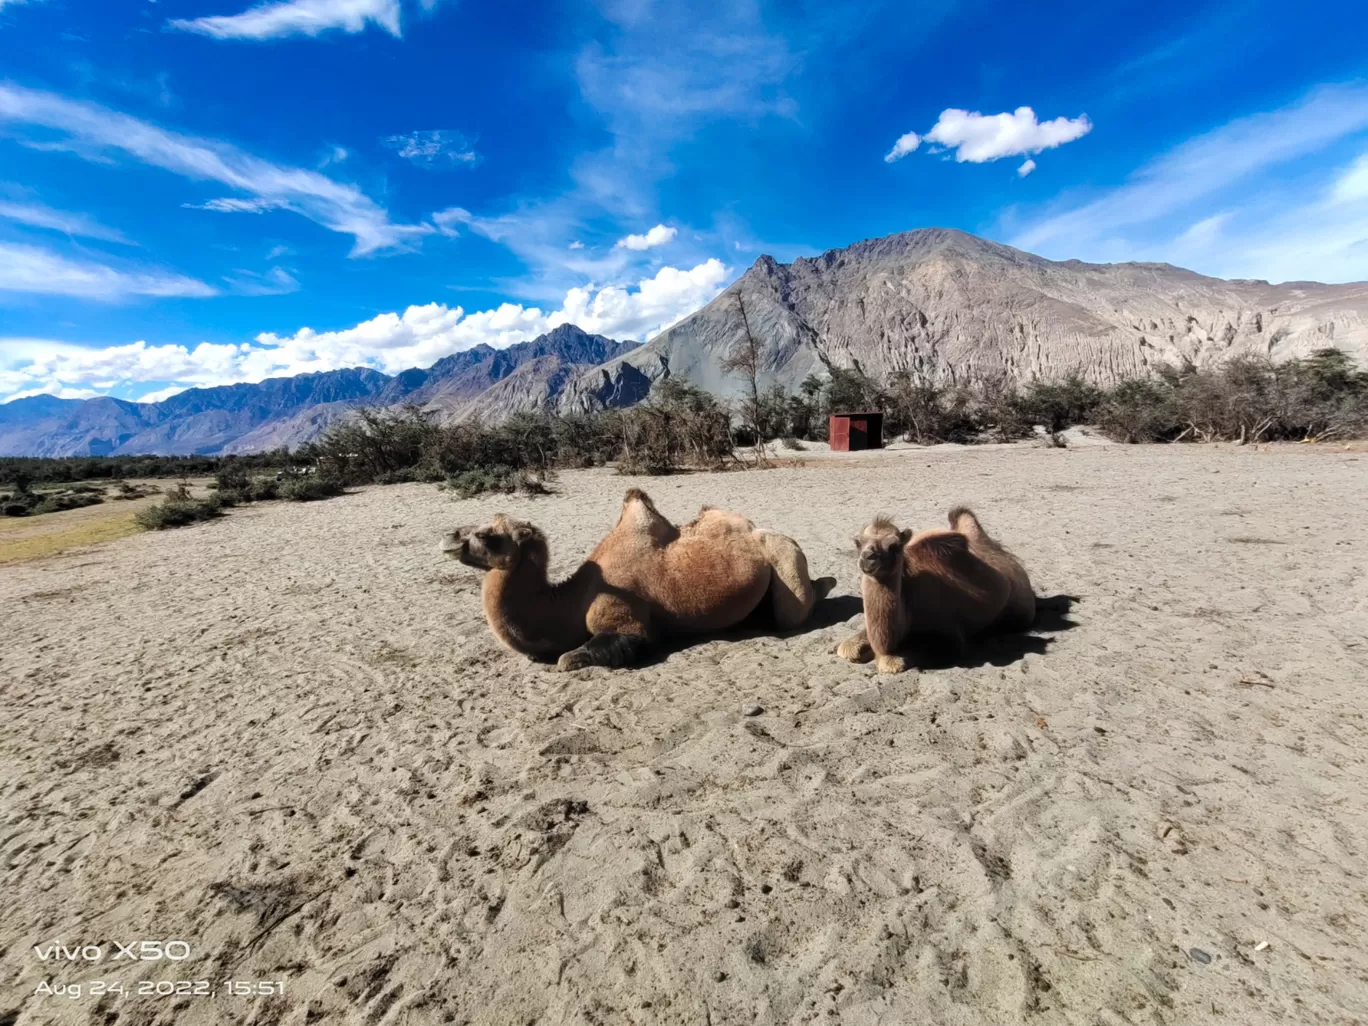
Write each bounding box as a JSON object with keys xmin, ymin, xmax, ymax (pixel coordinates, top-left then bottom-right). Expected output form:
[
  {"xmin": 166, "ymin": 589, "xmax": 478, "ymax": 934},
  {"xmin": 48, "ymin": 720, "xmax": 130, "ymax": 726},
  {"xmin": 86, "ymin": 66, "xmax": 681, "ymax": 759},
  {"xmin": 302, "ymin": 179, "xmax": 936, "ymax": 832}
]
[{"xmin": 908, "ymin": 593, "xmax": 1082, "ymax": 669}]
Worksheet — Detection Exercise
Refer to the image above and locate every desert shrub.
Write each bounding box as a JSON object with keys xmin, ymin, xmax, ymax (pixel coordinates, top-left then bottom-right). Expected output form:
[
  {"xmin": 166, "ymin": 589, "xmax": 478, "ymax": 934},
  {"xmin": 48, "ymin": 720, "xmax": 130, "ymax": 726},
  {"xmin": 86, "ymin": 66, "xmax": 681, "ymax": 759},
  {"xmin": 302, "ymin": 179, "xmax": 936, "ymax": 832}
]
[
  {"xmin": 110, "ymin": 481, "xmax": 160, "ymax": 500},
  {"xmin": 1017, "ymin": 376, "xmax": 1104, "ymax": 433},
  {"xmin": 446, "ymin": 466, "xmax": 554, "ymax": 499},
  {"xmin": 1095, "ymin": 379, "xmax": 1183, "ymax": 442},
  {"xmin": 30, "ymin": 491, "xmax": 104, "ymax": 515},
  {"xmin": 249, "ymin": 476, "xmax": 280, "ymax": 500},
  {"xmin": 3, "ymin": 500, "xmax": 31, "ymax": 517},
  {"xmin": 552, "ymin": 413, "xmax": 616, "ymax": 467},
  {"xmin": 313, "ymin": 406, "xmax": 440, "ymax": 484},
  {"xmin": 135, "ymin": 484, "xmax": 223, "ymax": 529},
  {"xmin": 885, "ymin": 375, "xmax": 980, "ymax": 444},
  {"xmin": 278, "ymin": 474, "xmax": 345, "ymax": 502},
  {"xmin": 781, "ymin": 436, "xmax": 806, "ymax": 451},
  {"xmin": 616, "ymin": 379, "xmax": 734, "ymax": 474}
]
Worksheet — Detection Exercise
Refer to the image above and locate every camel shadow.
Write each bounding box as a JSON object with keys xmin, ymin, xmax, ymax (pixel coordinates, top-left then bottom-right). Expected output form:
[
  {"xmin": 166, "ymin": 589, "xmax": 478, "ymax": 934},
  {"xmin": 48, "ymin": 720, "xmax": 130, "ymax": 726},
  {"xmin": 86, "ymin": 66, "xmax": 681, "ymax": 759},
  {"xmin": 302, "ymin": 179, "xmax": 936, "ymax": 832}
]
[{"xmin": 909, "ymin": 593, "xmax": 1081, "ymax": 669}]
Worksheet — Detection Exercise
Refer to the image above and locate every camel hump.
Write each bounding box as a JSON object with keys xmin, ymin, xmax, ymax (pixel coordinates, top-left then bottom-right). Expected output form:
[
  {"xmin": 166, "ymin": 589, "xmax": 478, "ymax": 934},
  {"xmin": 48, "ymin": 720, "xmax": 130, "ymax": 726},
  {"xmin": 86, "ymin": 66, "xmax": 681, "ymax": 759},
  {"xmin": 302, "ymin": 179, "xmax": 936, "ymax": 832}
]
[
  {"xmin": 947, "ymin": 506, "xmax": 985, "ymax": 539},
  {"xmin": 911, "ymin": 530, "xmax": 971, "ymax": 563},
  {"xmin": 617, "ymin": 487, "xmax": 677, "ymax": 546},
  {"xmin": 623, "ymin": 487, "xmax": 658, "ymax": 511}
]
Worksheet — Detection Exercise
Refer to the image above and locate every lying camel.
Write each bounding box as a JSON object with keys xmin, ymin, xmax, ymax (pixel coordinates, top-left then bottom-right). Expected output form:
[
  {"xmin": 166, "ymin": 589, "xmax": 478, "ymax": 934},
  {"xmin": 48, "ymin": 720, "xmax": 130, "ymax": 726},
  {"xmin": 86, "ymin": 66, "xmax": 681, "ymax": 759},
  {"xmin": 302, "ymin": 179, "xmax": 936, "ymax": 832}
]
[
  {"xmin": 837, "ymin": 506, "xmax": 1036, "ymax": 674},
  {"xmin": 442, "ymin": 488, "xmax": 834, "ymax": 671}
]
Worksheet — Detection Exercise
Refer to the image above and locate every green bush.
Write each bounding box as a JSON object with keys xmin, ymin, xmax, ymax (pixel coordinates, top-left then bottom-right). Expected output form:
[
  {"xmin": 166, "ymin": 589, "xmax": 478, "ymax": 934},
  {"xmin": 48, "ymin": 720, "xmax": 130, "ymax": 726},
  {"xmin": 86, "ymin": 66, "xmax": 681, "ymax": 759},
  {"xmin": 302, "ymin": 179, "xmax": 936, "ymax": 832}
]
[
  {"xmin": 135, "ymin": 489, "xmax": 223, "ymax": 529},
  {"xmin": 30, "ymin": 492, "xmax": 104, "ymax": 515},
  {"xmin": 446, "ymin": 466, "xmax": 554, "ymax": 499},
  {"xmin": 278, "ymin": 474, "xmax": 345, "ymax": 502},
  {"xmin": 1094, "ymin": 379, "xmax": 1183, "ymax": 442}
]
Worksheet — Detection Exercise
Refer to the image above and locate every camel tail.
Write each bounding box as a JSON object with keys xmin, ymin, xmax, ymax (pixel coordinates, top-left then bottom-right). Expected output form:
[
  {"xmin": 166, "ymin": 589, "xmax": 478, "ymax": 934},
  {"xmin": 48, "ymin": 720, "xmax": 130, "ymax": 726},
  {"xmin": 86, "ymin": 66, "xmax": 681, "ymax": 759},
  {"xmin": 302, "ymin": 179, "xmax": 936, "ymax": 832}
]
[{"xmin": 947, "ymin": 506, "xmax": 985, "ymax": 540}]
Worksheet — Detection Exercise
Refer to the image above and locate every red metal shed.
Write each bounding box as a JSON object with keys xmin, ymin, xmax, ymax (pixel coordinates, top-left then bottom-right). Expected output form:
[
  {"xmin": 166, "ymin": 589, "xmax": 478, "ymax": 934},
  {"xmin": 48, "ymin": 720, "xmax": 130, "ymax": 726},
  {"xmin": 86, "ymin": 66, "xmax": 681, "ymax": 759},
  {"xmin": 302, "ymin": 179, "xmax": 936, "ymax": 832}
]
[{"xmin": 828, "ymin": 411, "xmax": 884, "ymax": 452}]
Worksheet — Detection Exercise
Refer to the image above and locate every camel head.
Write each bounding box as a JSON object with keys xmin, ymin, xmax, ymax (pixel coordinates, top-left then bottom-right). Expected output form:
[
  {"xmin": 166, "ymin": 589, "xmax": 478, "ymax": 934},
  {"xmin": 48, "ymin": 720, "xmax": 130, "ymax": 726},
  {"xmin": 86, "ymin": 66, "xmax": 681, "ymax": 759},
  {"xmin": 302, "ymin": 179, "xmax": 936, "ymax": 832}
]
[
  {"xmin": 855, "ymin": 517, "xmax": 913, "ymax": 579},
  {"xmin": 441, "ymin": 514, "xmax": 548, "ymax": 571}
]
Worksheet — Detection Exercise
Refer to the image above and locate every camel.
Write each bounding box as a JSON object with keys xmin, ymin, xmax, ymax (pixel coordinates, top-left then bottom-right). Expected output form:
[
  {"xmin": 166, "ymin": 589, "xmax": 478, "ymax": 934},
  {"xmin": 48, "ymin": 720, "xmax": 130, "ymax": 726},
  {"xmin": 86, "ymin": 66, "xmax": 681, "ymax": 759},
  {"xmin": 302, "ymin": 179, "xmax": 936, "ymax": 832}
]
[
  {"xmin": 837, "ymin": 506, "xmax": 1036, "ymax": 674},
  {"xmin": 442, "ymin": 488, "xmax": 835, "ymax": 671}
]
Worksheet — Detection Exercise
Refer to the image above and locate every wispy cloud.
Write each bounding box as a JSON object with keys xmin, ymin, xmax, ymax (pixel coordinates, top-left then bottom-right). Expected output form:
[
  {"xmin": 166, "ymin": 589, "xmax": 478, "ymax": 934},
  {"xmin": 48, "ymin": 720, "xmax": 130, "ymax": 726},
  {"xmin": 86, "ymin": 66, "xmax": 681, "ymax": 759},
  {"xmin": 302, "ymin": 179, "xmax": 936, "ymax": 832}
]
[
  {"xmin": 1009, "ymin": 82, "xmax": 1368, "ymax": 276},
  {"xmin": 615, "ymin": 224, "xmax": 676, "ymax": 250},
  {"xmin": 182, "ymin": 197, "xmax": 283, "ymax": 213},
  {"xmin": 382, "ymin": 129, "xmax": 480, "ymax": 170},
  {"xmin": 223, "ymin": 265, "xmax": 300, "ymax": 296},
  {"xmin": 886, "ymin": 106, "xmax": 1091, "ymax": 167},
  {"xmin": 0, "ymin": 241, "xmax": 217, "ymax": 300},
  {"xmin": 169, "ymin": 0, "xmax": 401, "ymax": 40},
  {"xmin": 0, "ymin": 195, "xmax": 131, "ymax": 243},
  {"xmin": 0, "ymin": 82, "xmax": 430, "ymax": 255},
  {"xmin": 0, "ymin": 260, "xmax": 731, "ymax": 401}
]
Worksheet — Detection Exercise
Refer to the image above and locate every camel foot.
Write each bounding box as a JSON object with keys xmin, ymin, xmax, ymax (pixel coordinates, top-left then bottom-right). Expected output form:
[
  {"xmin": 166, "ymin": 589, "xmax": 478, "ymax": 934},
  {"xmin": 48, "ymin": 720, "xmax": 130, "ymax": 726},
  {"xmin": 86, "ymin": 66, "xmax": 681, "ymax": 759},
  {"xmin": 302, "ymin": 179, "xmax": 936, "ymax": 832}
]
[
  {"xmin": 837, "ymin": 632, "xmax": 873, "ymax": 663},
  {"xmin": 875, "ymin": 653, "xmax": 910, "ymax": 675},
  {"xmin": 556, "ymin": 632, "xmax": 648, "ymax": 672},
  {"xmin": 814, "ymin": 576, "xmax": 837, "ymax": 601}
]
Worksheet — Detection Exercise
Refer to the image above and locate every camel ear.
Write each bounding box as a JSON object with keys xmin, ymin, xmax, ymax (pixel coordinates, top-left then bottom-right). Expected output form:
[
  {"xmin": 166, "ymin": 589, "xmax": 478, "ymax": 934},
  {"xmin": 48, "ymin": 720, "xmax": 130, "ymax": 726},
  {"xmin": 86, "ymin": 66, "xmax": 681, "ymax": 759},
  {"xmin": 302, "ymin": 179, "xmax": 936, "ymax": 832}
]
[
  {"xmin": 898, "ymin": 528, "xmax": 914, "ymax": 546},
  {"xmin": 511, "ymin": 525, "xmax": 534, "ymax": 544}
]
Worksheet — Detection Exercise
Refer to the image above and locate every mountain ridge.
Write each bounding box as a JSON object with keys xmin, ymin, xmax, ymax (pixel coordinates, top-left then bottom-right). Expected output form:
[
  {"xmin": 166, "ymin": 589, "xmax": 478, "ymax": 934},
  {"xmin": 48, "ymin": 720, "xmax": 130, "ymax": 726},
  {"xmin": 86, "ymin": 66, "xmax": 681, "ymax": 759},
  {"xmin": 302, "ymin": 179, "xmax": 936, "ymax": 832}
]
[{"xmin": 5, "ymin": 228, "xmax": 1366, "ymax": 455}]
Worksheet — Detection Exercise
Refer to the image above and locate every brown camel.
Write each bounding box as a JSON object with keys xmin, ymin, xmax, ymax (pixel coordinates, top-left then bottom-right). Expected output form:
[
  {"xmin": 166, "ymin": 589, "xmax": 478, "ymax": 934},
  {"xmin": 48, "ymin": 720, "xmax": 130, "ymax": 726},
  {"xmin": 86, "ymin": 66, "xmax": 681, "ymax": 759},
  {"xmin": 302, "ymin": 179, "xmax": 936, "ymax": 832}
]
[
  {"xmin": 837, "ymin": 506, "xmax": 1036, "ymax": 674},
  {"xmin": 442, "ymin": 488, "xmax": 834, "ymax": 671}
]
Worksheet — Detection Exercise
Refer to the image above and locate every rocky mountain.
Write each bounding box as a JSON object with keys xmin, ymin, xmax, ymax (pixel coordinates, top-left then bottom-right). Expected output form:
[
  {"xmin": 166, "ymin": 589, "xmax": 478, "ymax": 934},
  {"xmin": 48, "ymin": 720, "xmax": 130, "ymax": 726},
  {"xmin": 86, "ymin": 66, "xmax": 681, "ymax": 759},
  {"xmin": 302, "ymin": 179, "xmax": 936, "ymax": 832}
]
[
  {"xmin": 0, "ymin": 326, "xmax": 635, "ymax": 457},
  {"xmin": 6, "ymin": 229, "xmax": 1366, "ymax": 455},
  {"xmin": 558, "ymin": 228, "xmax": 1368, "ymax": 410}
]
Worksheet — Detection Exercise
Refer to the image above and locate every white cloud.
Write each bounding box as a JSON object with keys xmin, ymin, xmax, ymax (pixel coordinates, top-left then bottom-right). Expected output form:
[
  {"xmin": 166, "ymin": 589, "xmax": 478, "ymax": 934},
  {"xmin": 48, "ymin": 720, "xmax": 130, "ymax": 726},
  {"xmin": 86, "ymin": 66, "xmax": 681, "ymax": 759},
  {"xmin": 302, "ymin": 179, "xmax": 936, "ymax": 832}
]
[
  {"xmin": 884, "ymin": 107, "xmax": 1091, "ymax": 170},
  {"xmin": 169, "ymin": 0, "xmax": 401, "ymax": 40},
  {"xmin": 382, "ymin": 130, "xmax": 479, "ymax": 170},
  {"xmin": 136, "ymin": 385, "xmax": 191, "ymax": 404},
  {"xmin": 0, "ymin": 83, "xmax": 429, "ymax": 256},
  {"xmin": 923, "ymin": 106, "xmax": 1092, "ymax": 163},
  {"xmin": 883, "ymin": 131, "xmax": 920, "ymax": 163},
  {"xmin": 0, "ymin": 197, "xmax": 130, "ymax": 242},
  {"xmin": 0, "ymin": 260, "xmax": 731, "ymax": 401},
  {"xmin": 1008, "ymin": 81, "xmax": 1368, "ymax": 283},
  {"xmin": 616, "ymin": 224, "xmax": 677, "ymax": 250},
  {"xmin": 266, "ymin": 244, "xmax": 292, "ymax": 260},
  {"xmin": 0, "ymin": 242, "xmax": 217, "ymax": 300},
  {"xmin": 568, "ymin": 240, "xmax": 584, "ymax": 250}
]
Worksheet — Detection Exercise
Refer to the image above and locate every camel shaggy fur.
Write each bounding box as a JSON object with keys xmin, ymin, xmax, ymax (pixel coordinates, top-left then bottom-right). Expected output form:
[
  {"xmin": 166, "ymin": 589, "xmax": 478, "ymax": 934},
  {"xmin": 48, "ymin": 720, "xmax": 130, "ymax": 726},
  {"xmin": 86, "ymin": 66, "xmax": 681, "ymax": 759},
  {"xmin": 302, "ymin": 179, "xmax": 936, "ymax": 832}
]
[
  {"xmin": 442, "ymin": 489, "xmax": 834, "ymax": 671},
  {"xmin": 837, "ymin": 506, "xmax": 1036, "ymax": 674}
]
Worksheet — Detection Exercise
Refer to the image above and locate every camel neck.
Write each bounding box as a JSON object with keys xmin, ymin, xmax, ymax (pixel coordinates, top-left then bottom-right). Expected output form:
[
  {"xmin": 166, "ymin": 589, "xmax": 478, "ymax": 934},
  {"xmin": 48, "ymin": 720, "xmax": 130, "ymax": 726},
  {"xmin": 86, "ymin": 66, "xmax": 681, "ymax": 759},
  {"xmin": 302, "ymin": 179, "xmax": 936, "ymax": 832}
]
[
  {"xmin": 862, "ymin": 571, "xmax": 905, "ymax": 655},
  {"xmin": 482, "ymin": 559, "xmax": 594, "ymax": 657}
]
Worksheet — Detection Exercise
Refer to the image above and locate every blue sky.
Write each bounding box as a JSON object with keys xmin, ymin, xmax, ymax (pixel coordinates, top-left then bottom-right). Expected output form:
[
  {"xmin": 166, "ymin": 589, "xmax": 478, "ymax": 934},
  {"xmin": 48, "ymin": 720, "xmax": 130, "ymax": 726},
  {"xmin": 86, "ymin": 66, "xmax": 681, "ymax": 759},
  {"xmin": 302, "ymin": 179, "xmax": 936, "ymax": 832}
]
[{"xmin": 2, "ymin": 0, "xmax": 1367, "ymax": 403}]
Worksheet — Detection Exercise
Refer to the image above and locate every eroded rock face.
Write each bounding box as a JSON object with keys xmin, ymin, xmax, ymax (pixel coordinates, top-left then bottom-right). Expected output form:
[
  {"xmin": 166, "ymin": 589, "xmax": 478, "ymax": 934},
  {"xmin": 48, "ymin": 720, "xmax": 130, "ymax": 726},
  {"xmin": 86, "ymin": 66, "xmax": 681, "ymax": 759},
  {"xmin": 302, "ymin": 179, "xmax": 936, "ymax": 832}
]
[{"xmin": 557, "ymin": 228, "xmax": 1368, "ymax": 408}]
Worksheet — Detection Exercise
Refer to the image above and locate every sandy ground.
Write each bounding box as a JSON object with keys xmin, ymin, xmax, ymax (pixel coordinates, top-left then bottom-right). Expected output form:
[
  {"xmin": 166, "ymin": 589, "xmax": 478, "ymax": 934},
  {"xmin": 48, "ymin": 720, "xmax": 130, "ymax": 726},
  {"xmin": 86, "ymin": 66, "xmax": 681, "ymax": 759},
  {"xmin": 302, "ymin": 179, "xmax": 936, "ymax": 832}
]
[{"xmin": 2, "ymin": 443, "xmax": 1367, "ymax": 1026}]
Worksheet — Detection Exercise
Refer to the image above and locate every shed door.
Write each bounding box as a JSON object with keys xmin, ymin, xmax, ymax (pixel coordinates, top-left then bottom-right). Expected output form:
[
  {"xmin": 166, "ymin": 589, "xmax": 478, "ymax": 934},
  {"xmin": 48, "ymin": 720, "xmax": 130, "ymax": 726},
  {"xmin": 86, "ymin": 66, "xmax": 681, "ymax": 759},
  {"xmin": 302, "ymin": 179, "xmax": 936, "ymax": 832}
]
[
  {"xmin": 830, "ymin": 416, "xmax": 850, "ymax": 450},
  {"xmin": 848, "ymin": 418, "xmax": 868, "ymax": 449}
]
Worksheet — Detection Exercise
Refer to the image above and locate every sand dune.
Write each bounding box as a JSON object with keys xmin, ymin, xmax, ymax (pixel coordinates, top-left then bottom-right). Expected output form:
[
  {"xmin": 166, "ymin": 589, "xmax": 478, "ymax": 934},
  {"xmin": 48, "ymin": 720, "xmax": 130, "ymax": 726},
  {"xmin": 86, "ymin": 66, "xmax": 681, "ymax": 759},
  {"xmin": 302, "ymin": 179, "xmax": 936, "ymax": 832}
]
[{"xmin": 3, "ymin": 443, "xmax": 1367, "ymax": 1025}]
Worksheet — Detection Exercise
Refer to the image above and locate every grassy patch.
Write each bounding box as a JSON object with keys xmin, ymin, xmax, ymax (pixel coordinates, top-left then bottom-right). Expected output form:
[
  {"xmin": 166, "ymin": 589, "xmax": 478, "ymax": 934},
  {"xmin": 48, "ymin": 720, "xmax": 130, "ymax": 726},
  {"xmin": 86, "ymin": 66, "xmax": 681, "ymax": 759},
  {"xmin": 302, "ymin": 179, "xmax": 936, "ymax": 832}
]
[{"xmin": 0, "ymin": 509, "xmax": 143, "ymax": 564}]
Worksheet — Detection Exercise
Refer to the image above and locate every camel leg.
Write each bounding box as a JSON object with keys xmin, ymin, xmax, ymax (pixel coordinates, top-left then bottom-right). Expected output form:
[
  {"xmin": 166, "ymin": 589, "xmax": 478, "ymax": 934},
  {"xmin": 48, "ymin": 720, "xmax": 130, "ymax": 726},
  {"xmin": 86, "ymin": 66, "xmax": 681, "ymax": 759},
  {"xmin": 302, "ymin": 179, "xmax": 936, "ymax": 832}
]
[
  {"xmin": 837, "ymin": 629, "xmax": 873, "ymax": 663},
  {"xmin": 753, "ymin": 529, "xmax": 817, "ymax": 629},
  {"xmin": 875, "ymin": 653, "xmax": 909, "ymax": 675},
  {"xmin": 557, "ymin": 632, "xmax": 649, "ymax": 672}
]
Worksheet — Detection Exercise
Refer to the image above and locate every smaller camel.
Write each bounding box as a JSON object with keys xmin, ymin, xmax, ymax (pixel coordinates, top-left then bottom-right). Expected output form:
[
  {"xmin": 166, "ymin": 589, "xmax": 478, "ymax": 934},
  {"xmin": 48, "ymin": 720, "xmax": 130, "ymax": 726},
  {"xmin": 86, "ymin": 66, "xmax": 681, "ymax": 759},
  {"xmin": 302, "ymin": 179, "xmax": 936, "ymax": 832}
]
[
  {"xmin": 837, "ymin": 507, "xmax": 1036, "ymax": 674},
  {"xmin": 442, "ymin": 489, "xmax": 834, "ymax": 671}
]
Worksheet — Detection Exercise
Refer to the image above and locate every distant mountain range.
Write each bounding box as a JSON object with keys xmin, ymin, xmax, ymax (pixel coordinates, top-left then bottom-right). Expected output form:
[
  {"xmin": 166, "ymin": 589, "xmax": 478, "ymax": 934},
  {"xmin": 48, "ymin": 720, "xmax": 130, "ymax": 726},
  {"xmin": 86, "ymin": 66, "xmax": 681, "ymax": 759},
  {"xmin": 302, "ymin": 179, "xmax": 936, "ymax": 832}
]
[
  {"xmin": 0, "ymin": 325, "xmax": 636, "ymax": 457},
  {"xmin": 5, "ymin": 228, "xmax": 1367, "ymax": 457}
]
